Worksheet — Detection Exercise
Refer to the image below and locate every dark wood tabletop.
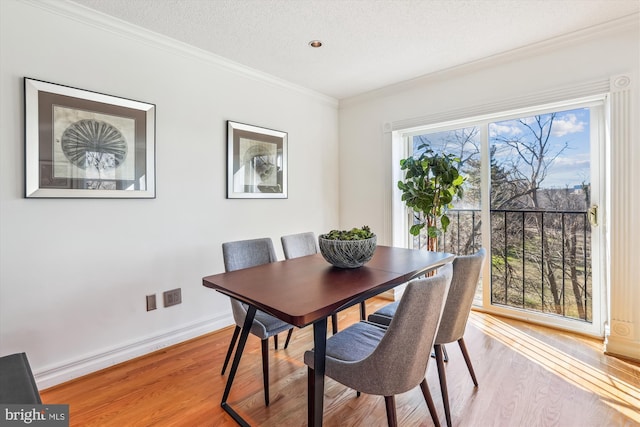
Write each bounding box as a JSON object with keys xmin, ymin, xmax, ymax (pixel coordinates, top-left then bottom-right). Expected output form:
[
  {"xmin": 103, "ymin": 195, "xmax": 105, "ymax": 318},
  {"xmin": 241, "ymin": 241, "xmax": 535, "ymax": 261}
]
[{"xmin": 203, "ymin": 245, "xmax": 456, "ymax": 328}]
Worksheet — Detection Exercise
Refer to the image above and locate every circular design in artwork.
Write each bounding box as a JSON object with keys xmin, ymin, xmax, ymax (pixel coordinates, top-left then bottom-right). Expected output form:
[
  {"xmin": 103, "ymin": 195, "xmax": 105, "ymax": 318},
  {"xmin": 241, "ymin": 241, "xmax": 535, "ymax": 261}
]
[{"xmin": 61, "ymin": 119, "xmax": 127, "ymax": 170}]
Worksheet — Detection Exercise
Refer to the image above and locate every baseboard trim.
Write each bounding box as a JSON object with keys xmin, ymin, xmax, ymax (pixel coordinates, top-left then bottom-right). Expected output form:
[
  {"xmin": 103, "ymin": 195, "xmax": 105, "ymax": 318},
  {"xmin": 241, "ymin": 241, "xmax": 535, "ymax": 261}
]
[
  {"xmin": 36, "ymin": 314, "xmax": 232, "ymax": 390},
  {"xmin": 604, "ymin": 335, "xmax": 640, "ymax": 363}
]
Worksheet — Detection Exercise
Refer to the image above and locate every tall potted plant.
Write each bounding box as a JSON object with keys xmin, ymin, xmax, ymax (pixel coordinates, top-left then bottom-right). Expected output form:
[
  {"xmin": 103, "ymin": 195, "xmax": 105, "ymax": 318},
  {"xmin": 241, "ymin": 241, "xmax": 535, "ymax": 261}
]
[{"xmin": 398, "ymin": 144, "xmax": 466, "ymax": 251}]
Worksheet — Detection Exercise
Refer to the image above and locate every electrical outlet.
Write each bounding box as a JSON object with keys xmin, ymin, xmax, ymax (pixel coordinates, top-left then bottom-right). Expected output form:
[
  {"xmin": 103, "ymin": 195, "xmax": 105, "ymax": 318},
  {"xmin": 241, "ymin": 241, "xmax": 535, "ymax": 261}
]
[
  {"xmin": 163, "ymin": 288, "xmax": 182, "ymax": 307},
  {"xmin": 146, "ymin": 294, "xmax": 157, "ymax": 311}
]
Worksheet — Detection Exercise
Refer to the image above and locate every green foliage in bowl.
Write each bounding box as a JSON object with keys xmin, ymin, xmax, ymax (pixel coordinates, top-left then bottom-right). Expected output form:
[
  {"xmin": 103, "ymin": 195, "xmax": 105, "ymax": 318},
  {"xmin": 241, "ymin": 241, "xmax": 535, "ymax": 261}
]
[{"xmin": 320, "ymin": 226, "xmax": 374, "ymax": 241}]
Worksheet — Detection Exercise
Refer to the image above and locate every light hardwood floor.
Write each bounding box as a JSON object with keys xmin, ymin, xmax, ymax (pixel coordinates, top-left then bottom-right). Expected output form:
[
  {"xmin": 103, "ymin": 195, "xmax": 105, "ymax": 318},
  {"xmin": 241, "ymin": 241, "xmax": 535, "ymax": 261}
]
[{"xmin": 41, "ymin": 298, "xmax": 640, "ymax": 426}]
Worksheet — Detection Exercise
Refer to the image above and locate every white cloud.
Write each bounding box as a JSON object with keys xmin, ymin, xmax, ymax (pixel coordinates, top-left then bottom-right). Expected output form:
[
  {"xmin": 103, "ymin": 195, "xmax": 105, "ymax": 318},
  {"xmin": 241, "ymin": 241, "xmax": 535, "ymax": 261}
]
[
  {"xmin": 489, "ymin": 122, "xmax": 522, "ymax": 138},
  {"xmin": 552, "ymin": 114, "xmax": 586, "ymax": 137},
  {"xmin": 553, "ymin": 156, "xmax": 590, "ymax": 168}
]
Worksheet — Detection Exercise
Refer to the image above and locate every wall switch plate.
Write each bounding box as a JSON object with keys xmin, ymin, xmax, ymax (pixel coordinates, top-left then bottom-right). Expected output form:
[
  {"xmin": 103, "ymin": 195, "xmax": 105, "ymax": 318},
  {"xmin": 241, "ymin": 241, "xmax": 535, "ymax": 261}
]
[
  {"xmin": 146, "ymin": 294, "xmax": 157, "ymax": 311},
  {"xmin": 163, "ymin": 288, "xmax": 182, "ymax": 307}
]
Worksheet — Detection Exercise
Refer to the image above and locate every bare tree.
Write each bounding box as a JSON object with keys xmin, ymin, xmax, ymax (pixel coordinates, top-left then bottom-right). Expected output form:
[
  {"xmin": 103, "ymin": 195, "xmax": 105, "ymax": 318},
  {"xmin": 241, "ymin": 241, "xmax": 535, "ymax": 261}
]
[
  {"xmin": 491, "ymin": 113, "xmax": 590, "ymax": 318},
  {"xmin": 544, "ymin": 184, "xmax": 591, "ymax": 319}
]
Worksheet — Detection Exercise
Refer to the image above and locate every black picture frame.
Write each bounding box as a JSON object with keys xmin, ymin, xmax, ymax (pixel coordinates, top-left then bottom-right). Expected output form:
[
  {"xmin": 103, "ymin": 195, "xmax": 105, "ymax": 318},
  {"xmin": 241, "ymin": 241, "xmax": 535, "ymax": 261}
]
[{"xmin": 226, "ymin": 121, "xmax": 288, "ymax": 199}]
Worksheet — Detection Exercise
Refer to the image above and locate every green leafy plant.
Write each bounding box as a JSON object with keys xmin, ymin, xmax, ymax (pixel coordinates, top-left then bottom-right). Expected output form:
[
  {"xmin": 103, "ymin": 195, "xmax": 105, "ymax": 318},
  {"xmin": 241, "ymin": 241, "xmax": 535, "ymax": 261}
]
[
  {"xmin": 320, "ymin": 226, "xmax": 374, "ymax": 240},
  {"xmin": 398, "ymin": 144, "xmax": 466, "ymax": 250}
]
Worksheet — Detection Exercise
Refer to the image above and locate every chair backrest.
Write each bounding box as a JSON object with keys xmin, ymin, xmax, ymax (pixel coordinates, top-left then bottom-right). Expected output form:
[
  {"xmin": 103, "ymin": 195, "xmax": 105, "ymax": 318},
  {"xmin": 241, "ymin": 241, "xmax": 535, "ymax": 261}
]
[
  {"xmin": 222, "ymin": 238, "xmax": 278, "ymax": 272},
  {"xmin": 435, "ymin": 248, "xmax": 486, "ymax": 345},
  {"xmin": 0, "ymin": 352, "xmax": 41, "ymax": 404},
  {"xmin": 281, "ymin": 232, "xmax": 318, "ymax": 259},
  {"xmin": 362, "ymin": 263, "xmax": 453, "ymax": 395},
  {"xmin": 221, "ymin": 238, "xmax": 278, "ymax": 327}
]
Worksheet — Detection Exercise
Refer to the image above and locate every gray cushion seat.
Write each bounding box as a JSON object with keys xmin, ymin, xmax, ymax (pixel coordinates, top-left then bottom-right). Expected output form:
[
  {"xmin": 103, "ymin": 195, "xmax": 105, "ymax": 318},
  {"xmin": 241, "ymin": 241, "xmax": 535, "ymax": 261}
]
[
  {"xmin": 304, "ymin": 321, "xmax": 386, "ymax": 366},
  {"xmin": 234, "ymin": 302, "xmax": 293, "ymax": 339},
  {"xmin": 367, "ymin": 301, "xmax": 398, "ymax": 326},
  {"xmin": 304, "ymin": 263, "xmax": 453, "ymax": 426}
]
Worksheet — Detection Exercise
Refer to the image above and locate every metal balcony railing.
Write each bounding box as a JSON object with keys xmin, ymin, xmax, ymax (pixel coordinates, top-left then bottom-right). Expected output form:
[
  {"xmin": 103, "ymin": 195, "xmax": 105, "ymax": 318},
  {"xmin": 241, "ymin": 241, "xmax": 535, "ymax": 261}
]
[
  {"xmin": 411, "ymin": 208, "xmax": 592, "ymax": 322},
  {"xmin": 411, "ymin": 209, "xmax": 482, "ymax": 255}
]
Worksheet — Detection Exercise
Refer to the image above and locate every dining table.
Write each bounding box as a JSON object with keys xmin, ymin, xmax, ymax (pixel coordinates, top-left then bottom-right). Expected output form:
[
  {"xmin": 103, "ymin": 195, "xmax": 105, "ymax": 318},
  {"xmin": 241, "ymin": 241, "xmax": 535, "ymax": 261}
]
[{"xmin": 202, "ymin": 244, "xmax": 455, "ymax": 426}]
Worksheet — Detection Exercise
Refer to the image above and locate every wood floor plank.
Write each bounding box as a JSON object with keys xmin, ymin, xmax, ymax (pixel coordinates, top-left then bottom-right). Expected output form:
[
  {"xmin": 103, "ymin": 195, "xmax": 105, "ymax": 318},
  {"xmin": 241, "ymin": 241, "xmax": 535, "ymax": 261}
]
[{"xmin": 41, "ymin": 299, "xmax": 640, "ymax": 426}]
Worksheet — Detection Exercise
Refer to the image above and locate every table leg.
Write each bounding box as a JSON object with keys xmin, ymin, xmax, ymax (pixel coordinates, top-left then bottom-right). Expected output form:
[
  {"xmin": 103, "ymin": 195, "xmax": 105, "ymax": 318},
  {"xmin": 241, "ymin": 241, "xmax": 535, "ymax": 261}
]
[
  {"xmin": 221, "ymin": 305, "xmax": 256, "ymax": 427},
  {"xmin": 309, "ymin": 318, "xmax": 327, "ymax": 427},
  {"xmin": 359, "ymin": 301, "xmax": 366, "ymax": 320},
  {"xmin": 331, "ymin": 313, "xmax": 338, "ymax": 335}
]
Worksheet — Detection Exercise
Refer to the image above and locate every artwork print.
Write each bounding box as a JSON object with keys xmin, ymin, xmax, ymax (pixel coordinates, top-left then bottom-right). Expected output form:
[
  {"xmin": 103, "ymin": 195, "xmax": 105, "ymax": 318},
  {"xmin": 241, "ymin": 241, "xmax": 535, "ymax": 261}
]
[
  {"xmin": 53, "ymin": 106, "xmax": 136, "ymax": 187},
  {"xmin": 24, "ymin": 78, "xmax": 156, "ymax": 198},
  {"xmin": 237, "ymin": 138, "xmax": 277, "ymax": 187},
  {"xmin": 227, "ymin": 121, "xmax": 287, "ymax": 199}
]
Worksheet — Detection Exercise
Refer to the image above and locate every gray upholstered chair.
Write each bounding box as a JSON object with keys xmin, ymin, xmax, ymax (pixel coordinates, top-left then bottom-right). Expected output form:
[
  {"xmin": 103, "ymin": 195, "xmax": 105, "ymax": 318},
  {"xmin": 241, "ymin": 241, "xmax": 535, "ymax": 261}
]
[
  {"xmin": 0, "ymin": 353, "xmax": 41, "ymax": 404},
  {"xmin": 281, "ymin": 231, "xmax": 368, "ymax": 334},
  {"xmin": 368, "ymin": 248, "xmax": 486, "ymax": 427},
  {"xmin": 304, "ymin": 263, "xmax": 453, "ymax": 427},
  {"xmin": 221, "ymin": 238, "xmax": 295, "ymax": 406},
  {"xmin": 281, "ymin": 231, "xmax": 319, "ymax": 260}
]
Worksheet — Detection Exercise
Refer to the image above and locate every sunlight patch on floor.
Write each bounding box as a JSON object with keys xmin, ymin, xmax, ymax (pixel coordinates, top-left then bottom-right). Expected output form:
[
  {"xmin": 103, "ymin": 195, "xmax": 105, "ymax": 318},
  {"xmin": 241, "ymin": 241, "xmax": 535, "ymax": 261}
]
[{"xmin": 468, "ymin": 313, "xmax": 640, "ymax": 422}]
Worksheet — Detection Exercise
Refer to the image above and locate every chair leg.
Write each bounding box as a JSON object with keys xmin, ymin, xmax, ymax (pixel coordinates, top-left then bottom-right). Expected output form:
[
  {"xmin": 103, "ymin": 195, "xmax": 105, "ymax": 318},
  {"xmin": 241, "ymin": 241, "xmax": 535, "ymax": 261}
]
[
  {"xmin": 360, "ymin": 301, "xmax": 367, "ymax": 320},
  {"xmin": 284, "ymin": 329, "xmax": 294, "ymax": 349},
  {"xmin": 430, "ymin": 345, "xmax": 447, "ymax": 362},
  {"xmin": 434, "ymin": 344, "xmax": 452, "ymax": 427},
  {"xmin": 261, "ymin": 339, "xmax": 270, "ymax": 406},
  {"xmin": 331, "ymin": 313, "xmax": 338, "ymax": 334},
  {"xmin": 274, "ymin": 334, "xmax": 278, "ymax": 350},
  {"xmin": 384, "ymin": 395, "xmax": 398, "ymax": 427},
  {"xmin": 420, "ymin": 378, "xmax": 441, "ymax": 427},
  {"xmin": 458, "ymin": 338, "xmax": 478, "ymax": 387},
  {"xmin": 221, "ymin": 326, "xmax": 241, "ymax": 375}
]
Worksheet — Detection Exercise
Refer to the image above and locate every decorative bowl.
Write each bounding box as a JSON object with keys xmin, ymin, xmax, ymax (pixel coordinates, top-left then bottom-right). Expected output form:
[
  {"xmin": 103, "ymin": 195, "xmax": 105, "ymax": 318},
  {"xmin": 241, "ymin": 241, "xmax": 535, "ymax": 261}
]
[{"xmin": 318, "ymin": 235, "xmax": 377, "ymax": 268}]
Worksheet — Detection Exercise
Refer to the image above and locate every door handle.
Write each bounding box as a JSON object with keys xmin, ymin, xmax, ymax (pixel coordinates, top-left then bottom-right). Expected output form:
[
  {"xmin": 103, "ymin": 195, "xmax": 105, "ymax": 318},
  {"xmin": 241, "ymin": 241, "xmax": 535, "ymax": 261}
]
[{"xmin": 588, "ymin": 205, "xmax": 598, "ymax": 227}]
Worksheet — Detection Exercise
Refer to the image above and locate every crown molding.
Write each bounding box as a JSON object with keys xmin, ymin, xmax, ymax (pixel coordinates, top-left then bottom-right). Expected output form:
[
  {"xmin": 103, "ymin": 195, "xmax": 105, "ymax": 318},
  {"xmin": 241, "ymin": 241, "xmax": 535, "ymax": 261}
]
[
  {"xmin": 21, "ymin": 0, "xmax": 338, "ymax": 107},
  {"xmin": 341, "ymin": 13, "xmax": 639, "ymax": 108},
  {"xmin": 389, "ymin": 78, "xmax": 610, "ymax": 132}
]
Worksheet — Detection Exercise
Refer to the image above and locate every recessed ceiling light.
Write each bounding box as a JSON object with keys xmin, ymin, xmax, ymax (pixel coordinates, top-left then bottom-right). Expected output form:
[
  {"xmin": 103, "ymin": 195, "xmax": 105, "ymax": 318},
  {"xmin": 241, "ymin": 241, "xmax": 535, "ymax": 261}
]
[{"xmin": 309, "ymin": 40, "xmax": 323, "ymax": 48}]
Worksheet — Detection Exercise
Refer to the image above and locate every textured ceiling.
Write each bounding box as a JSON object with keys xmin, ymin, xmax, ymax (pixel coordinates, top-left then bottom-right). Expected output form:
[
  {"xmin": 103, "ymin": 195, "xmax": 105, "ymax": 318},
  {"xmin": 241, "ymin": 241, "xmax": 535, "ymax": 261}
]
[{"xmin": 69, "ymin": 0, "xmax": 640, "ymax": 100}]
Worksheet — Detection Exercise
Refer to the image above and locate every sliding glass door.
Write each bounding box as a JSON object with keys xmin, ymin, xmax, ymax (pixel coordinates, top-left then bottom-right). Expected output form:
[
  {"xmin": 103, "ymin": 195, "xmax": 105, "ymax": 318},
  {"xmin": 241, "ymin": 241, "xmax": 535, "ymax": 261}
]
[{"xmin": 395, "ymin": 98, "xmax": 606, "ymax": 335}]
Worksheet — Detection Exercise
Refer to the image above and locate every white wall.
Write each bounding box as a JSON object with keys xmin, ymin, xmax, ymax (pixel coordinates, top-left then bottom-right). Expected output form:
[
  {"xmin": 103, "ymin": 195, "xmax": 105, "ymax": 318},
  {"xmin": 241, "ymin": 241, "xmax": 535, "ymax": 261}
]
[
  {"xmin": 0, "ymin": 0, "xmax": 339, "ymax": 387},
  {"xmin": 338, "ymin": 17, "xmax": 640, "ymax": 359}
]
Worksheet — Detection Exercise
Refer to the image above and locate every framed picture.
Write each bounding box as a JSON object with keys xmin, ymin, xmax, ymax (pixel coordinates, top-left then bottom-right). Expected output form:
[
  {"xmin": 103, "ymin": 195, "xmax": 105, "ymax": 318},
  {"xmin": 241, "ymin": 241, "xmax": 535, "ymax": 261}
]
[
  {"xmin": 227, "ymin": 121, "xmax": 287, "ymax": 199},
  {"xmin": 24, "ymin": 78, "xmax": 156, "ymax": 198}
]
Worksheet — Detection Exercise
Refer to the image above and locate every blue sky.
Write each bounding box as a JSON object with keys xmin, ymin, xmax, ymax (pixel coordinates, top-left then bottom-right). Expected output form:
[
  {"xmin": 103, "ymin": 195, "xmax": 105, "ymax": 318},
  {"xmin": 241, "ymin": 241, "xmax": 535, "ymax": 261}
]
[
  {"xmin": 413, "ymin": 107, "xmax": 592, "ymax": 190},
  {"xmin": 490, "ymin": 108, "xmax": 591, "ymax": 189}
]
